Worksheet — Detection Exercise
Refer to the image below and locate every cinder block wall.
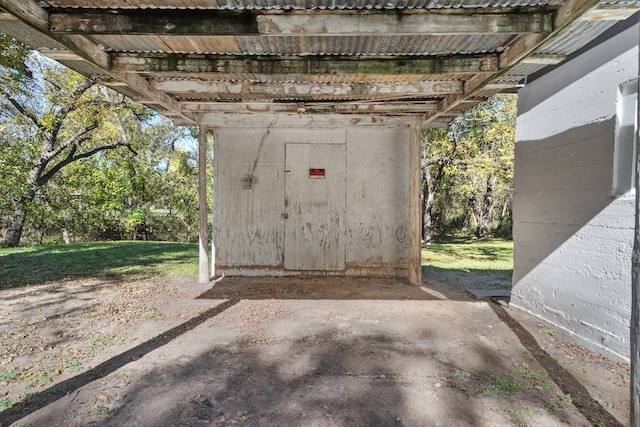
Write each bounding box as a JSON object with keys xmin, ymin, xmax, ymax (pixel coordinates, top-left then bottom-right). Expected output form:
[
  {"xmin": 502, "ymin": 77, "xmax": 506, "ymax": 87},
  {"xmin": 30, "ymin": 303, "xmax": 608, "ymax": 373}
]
[{"xmin": 511, "ymin": 22, "xmax": 638, "ymax": 361}]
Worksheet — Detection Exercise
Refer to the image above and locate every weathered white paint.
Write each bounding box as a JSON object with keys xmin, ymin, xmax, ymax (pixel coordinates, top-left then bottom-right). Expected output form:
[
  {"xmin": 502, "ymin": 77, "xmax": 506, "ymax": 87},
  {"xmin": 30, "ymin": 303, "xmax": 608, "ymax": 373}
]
[
  {"xmin": 284, "ymin": 143, "xmax": 346, "ymax": 271},
  {"xmin": 213, "ymin": 120, "xmax": 411, "ymax": 278},
  {"xmin": 199, "ymin": 113, "xmax": 418, "ymax": 128},
  {"xmin": 152, "ymin": 79, "xmax": 464, "ymax": 96},
  {"xmin": 409, "ymin": 122, "xmax": 423, "ymax": 285},
  {"xmin": 512, "ymin": 21, "xmax": 639, "ymax": 361},
  {"xmin": 198, "ymin": 124, "xmax": 209, "ymax": 284}
]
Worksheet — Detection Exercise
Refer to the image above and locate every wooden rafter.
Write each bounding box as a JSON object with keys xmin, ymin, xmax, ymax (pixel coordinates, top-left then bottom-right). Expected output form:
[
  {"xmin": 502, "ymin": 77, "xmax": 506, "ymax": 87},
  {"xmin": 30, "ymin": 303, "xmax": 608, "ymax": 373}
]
[
  {"xmin": 0, "ymin": 0, "xmax": 196, "ymax": 125},
  {"xmin": 151, "ymin": 79, "xmax": 464, "ymax": 98},
  {"xmin": 424, "ymin": 0, "xmax": 605, "ymax": 122},
  {"xmin": 180, "ymin": 101, "xmax": 440, "ymax": 114},
  {"xmin": 111, "ymin": 53, "xmax": 499, "ymax": 75},
  {"xmin": 49, "ymin": 9, "xmax": 555, "ymax": 35}
]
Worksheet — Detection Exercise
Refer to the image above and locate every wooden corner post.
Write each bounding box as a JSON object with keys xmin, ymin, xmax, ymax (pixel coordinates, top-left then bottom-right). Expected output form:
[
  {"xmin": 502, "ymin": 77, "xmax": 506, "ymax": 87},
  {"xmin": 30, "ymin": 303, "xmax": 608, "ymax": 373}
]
[
  {"xmin": 198, "ymin": 124, "xmax": 210, "ymax": 284},
  {"xmin": 408, "ymin": 121, "xmax": 422, "ymax": 285}
]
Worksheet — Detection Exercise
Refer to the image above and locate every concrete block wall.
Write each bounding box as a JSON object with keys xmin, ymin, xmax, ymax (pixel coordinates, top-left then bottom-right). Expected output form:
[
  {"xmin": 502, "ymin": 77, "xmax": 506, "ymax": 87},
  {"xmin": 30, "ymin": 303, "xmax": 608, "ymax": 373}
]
[{"xmin": 511, "ymin": 22, "xmax": 638, "ymax": 361}]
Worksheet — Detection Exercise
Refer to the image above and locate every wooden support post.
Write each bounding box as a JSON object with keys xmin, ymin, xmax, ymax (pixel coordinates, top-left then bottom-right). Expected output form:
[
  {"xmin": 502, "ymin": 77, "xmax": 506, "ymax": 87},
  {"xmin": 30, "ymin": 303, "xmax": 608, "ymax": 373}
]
[
  {"xmin": 198, "ymin": 124, "xmax": 210, "ymax": 284},
  {"xmin": 631, "ymin": 29, "xmax": 640, "ymax": 425},
  {"xmin": 210, "ymin": 131, "xmax": 216, "ymax": 279},
  {"xmin": 408, "ymin": 121, "xmax": 422, "ymax": 285}
]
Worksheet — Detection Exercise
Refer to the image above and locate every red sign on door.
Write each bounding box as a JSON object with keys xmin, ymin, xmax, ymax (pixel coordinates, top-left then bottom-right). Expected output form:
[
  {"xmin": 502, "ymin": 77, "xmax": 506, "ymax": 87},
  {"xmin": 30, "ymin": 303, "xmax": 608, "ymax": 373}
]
[{"xmin": 309, "ymin": 168, "xmax": 325, "ymax": 179}]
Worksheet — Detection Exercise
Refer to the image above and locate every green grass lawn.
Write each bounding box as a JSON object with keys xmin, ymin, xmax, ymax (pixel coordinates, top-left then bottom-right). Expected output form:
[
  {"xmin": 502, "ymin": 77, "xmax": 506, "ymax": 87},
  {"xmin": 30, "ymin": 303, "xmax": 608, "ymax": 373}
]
[
  {"xmin": 422, "ymin": 235, "xmax": 513, "ymax": 274},
  {"xmin": 1, "ymin": 237, "xmax": 512, "ymax": 289},
  {"xmin": 0, "ymin": 241, "xmax": 198, "ymax": 288}
]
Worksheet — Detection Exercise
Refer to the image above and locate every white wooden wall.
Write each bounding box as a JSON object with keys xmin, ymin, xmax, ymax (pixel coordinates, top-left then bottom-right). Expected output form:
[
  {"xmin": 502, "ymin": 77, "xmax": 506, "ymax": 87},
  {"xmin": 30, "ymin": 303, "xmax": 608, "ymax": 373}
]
[{"xmin": 214, "ymin": 124, "xmax": 410, "ymax": 278}]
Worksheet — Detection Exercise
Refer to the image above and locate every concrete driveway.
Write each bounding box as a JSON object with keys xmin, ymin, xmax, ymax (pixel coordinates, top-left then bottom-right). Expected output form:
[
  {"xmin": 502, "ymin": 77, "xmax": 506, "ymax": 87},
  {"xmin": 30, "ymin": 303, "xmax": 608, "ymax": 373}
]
[{"xmin": 4, "ymin": 277, "xmax": 629, "ymax": 426}]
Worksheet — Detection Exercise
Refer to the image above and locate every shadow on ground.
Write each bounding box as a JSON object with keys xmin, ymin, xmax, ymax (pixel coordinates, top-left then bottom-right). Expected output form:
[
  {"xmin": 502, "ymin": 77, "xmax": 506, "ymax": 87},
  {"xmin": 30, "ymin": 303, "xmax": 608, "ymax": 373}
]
[{"xmin": 0, "ymin": 275, "xmax": 627, "ymax": 427}]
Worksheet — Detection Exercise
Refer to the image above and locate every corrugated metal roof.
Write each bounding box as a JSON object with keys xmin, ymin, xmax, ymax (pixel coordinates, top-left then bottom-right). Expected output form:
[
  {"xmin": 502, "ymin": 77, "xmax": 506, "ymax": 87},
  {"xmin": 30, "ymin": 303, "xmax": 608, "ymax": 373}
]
[
  {"xmin": 0, "ymin": 0, "xmax": 636, "ymax": 125},
  {"xmin": 97, "ymin": 34, "xmax": 511, "ymax": 55},
  {"xmin": 534, "ymin": 19, "xmax": 623, "ymax": 54}
]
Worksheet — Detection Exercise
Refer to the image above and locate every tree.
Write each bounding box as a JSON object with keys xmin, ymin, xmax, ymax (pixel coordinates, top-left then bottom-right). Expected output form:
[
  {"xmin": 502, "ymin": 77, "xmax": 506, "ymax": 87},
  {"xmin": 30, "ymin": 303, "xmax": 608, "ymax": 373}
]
[
  {"xmin": 421, "ymin": 94, "xmax": 515, "ymax": 241},
  {"xmin": 0, "ymin": 46, "xmax": 145, "ymax": 246}
]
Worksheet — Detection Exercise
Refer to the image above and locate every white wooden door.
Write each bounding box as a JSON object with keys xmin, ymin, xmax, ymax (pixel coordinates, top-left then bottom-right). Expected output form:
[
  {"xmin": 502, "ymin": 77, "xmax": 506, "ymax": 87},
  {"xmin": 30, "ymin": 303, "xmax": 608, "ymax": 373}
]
[{"xmin": 284, "ymin": 143, "xmax": 346, "ymax": 271}]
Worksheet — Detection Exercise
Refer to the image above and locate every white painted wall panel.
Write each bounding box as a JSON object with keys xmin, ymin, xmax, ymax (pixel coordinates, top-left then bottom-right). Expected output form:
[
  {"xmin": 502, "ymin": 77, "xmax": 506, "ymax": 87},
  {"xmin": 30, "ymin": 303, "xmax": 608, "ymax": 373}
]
[
  {"xmin": 512, "ymin": 22, "xmax": 638, "ymax": 361},
  {"xmin": 214, "ymin": 123, "xmax": 410, "ymax": 277},
  {"xmin": 215, "ymin": 129, "xmax": 285, "ymax": 267},
  {"xmin": 345, "ymin": 127, "xmax": 410, "ymax": 276}
]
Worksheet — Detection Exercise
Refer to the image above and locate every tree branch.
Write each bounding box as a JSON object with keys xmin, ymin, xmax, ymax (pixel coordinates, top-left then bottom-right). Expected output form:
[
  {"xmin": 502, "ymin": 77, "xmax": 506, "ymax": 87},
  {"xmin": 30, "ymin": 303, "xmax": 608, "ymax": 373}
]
[
  {"xmin": 0, "ymin": 88, "xmax": 46, "ymax": 137},
  {"xmin": 44, "ymin": 121, "xmax": 99, "ymax": 163},
  {"xmin": 49, "ymin": 79, "xmax": 95, "ymax": 144},
  {"xmin": 37, "ymin": 140, "xmax": 134, "ymax": 186}
]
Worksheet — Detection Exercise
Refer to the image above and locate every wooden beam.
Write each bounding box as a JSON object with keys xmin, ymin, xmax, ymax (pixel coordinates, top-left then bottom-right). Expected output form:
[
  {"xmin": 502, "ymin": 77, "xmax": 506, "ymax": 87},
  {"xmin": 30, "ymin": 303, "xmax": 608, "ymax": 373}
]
[
  {"xmin": 112, "ymin": 53, "xmax": 499, "ymax": 75},
  {"xmin": 181, "ymin": 101, "xmax": 439, "ymax": 114},
  {"xmin": 0, "ymin": 0, "xmax": 196, "ymax": 125},
  {"xmin": 153, "ymin": 79, "xmax": 464, "ymax": 97},
  {"xmin": 196, "ymin": 113, "xmax": 418, "ymax": 127},
  {"xmin": 521, "ymin": 53, "xmax": 567, "ymax": 64},
  {"xmin": 408, "ymin": 121, "xmax": 422, "ymax": 286},
  {"xmin": 498, "ymin": 0, "xmax": 603, "ymax": 69},
  {"xmin": 198, "ymin": 124, "xmax": 210, "ymax": 284},
  {"xmin": 580, "ymin": 3, "xmax": 640, "ymax": 21},
  {"xmin": 0, "ymin": 0, "xmax": 48, "ymax": 32},
  {"xmin": 258, "ymin": 12, "xmax": 553, "ymax": 35},
  {"xmin": 426, "ymin": 0, "xmax": 601, "ymax": 123},
  {"xmin": 49, "ymin": 9, "xmax": 554, "ymax": 35}
]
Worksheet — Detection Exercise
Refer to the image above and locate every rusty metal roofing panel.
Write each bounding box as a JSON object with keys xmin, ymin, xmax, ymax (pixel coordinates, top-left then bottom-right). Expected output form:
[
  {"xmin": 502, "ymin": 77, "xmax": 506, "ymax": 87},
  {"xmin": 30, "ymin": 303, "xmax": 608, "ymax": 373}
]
[
  {"xmin": 95, "ymin": 34, "xmax": 512, "ymax": 55},
  {"xmin": 42, "ymin": 0, "xmax": 563, "ymax": 9},
  {"xmin": 97, "ymin": 35, "xmax": 243, "ymax": 54},
  {"xmin": 504, "ymin": 62, "xmax": 548, "ymax": 76},
  {"xmin": 534, "ymin": 19, "xmax": 625, "ymax": 54}
]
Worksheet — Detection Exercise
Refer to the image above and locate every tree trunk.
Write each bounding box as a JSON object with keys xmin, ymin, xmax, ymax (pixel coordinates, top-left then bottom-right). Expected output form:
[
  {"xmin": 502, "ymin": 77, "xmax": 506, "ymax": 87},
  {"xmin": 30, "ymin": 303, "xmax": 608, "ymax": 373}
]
[
  {"xmin": 461, "ymin": 194, "xmax": 476, "ymax": 233},
  {"xmin": 476, "ymin": 175, "xmax": 497, "ymax": 240},
  {"xmin": 4, "ymin": 200, "xmax": 28, "ymax": 247},
  {"xmin": 421, "ymin": 168, "xmax": 436, "ymax": 244},
  {"xmin": 4, "ymin": 182, "xmax": 37, "ymax": 247}
]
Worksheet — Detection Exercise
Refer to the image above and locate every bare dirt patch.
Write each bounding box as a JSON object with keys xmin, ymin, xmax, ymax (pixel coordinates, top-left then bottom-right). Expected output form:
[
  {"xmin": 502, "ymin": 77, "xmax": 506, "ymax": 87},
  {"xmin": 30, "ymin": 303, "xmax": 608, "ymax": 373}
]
[{"xmin": 0, "ymin": 272, "xmax": 630, "ymax": 426}]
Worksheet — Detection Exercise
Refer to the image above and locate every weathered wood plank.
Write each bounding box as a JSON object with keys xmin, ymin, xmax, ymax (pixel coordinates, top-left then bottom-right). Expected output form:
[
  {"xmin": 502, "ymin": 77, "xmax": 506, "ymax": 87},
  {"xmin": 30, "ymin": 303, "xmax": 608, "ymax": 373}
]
[
  {"xmin": 112, "ymin": 53, "xmax": 499, "ymax": 75},
  {"xmin": 153, "ymin": 79, "xmax": 463, "ymax": 96},
  {"xmin": 0, "ymin": 0, "xmax": 48, "ymax": 32},
  {"xmin": 198, "ymin": 124, "xmax": 210, "ymax": 284},
  {"xmin": 521, "ymin": 53, "xmax": 567, "ymax": 64},
  {"xmin": 258, "ymin": 12, "xmax": 553, "ymax": 35},
  {"xmin": 0, "ymin": 0, "xmax": 195, "ymax": 124},
  {"xmin": 49, "ymin": 9, "xmax": 554, "ymax": 35},
  {"xmin": 499, "ymin": 0, "xmax": 603, "ymax": 69},
  {"xmin": 196, "ymin": 113, "xmax": 418, "ymax": 127},
  {"xmin": 408, "ymin": 121, "xmax": 422, "ymax": 286},
  {"xmin": 50, "ymin": 10, "xmax": 258, "ymax": 35},
  {"xmin": 181, "ymin": 101, "xmax": 439, "ymax": 114}
]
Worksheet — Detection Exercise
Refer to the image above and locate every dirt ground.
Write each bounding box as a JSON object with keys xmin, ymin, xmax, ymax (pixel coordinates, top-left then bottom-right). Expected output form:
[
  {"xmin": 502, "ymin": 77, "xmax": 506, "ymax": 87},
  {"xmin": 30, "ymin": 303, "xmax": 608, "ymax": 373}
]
[{"xmin": 0, "ymin": 270, "xmax": 630, "ymax": 427}]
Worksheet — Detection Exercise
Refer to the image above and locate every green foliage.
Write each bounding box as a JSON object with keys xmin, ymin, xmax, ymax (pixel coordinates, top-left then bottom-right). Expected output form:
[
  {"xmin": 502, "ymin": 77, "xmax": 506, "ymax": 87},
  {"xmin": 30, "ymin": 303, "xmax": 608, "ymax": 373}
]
[
  {"xmin": 0, "ymin": 51, "xmax": 200, "ymax": 245},
  {"xmin": 0, "ymin": 32, "xmax": 30, "ymax": 76},
  {"xmin": 422, "ymin": 94, "xmax": 515, "ymax": 240}
]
